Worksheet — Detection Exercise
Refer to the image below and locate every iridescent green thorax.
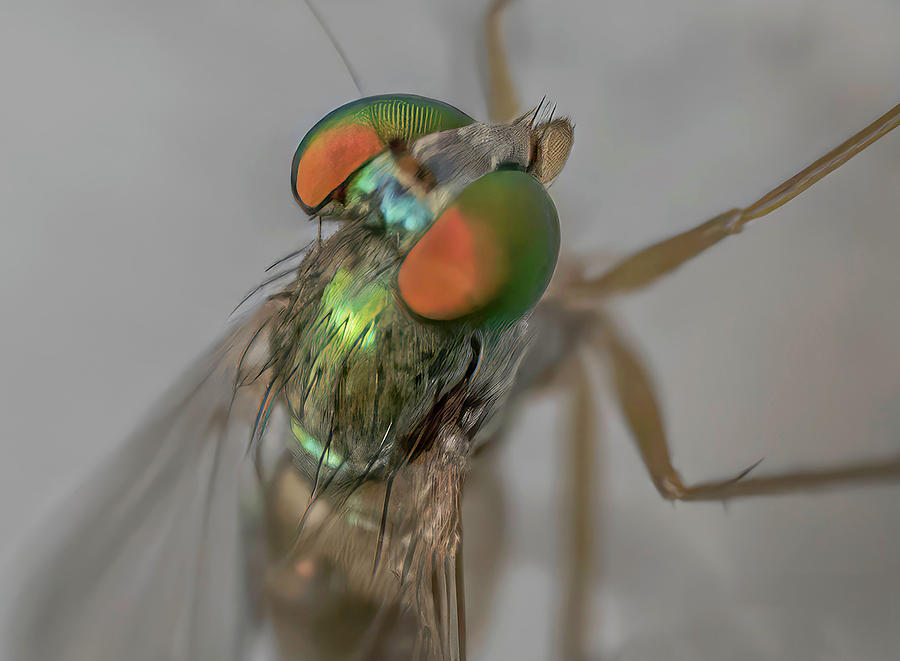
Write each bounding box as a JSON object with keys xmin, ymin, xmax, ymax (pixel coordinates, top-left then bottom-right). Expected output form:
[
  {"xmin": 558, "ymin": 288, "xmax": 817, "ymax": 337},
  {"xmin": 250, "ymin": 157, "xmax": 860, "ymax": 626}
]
[
  {"xmin": 278, "ymin": 226, "xmax": 478, "ymax": 481},
  {"xmin": 314, "ymin": 267, "xmax": 386, "ymax": 353},
  {"xmin": 288, "ymin": 267, "xmax": 390, "ymax": 467}
]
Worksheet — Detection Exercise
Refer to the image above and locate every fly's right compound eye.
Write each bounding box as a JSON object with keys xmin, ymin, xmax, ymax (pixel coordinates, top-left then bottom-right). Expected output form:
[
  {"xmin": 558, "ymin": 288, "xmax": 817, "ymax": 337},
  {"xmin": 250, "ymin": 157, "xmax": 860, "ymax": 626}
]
[
  {"xmin": 291, "ymin": 94, "xmax": 474, "ymax": 214},
  {"xmin": 397, "ymin": 169, "xmax": 560, "ymax": 328}
]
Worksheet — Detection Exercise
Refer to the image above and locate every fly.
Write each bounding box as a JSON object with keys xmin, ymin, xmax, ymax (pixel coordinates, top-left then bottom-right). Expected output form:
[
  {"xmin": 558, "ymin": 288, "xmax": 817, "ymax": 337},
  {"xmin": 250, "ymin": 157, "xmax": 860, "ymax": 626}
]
[{"xmin": 4, "ymin": 2, "xmax": 900, "ymax": 661}]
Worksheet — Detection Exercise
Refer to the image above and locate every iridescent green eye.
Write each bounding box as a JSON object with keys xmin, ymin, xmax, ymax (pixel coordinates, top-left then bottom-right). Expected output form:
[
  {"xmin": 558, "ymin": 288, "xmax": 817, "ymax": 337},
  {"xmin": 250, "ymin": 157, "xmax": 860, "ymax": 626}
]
[
  {"xmin": 292, "ymin": 94, "xmax": 474, "ymax": 213},
  {"xmin": 397, "ymin": 170, "xmax": 560, "ymax": 327}
]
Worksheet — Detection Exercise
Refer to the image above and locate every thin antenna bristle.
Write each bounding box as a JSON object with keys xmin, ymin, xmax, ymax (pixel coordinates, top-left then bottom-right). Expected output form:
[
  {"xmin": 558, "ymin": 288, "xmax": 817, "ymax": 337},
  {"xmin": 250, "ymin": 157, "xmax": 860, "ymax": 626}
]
[
  {"xmin": 303, "ymin": 0, "xmax": 365, "ymax": 96},
  {"xmin": 529, "ymin": 95, "xmax": 547, "ymax": 128},
  {"xmin": 540, "ymin": 103, "xmax": 558, "ymax": 142}
]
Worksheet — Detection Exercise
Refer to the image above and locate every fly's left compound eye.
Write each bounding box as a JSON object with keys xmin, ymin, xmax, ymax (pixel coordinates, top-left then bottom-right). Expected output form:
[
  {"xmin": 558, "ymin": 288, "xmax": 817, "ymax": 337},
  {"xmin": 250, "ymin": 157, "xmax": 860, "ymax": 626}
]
[
  {"xmin": 292, "ymin": 95, "xmax": 473, "ymax": 213},
  {"xmin": 397, "ymin": 170, "xmax": 560, "ymax": 327}
]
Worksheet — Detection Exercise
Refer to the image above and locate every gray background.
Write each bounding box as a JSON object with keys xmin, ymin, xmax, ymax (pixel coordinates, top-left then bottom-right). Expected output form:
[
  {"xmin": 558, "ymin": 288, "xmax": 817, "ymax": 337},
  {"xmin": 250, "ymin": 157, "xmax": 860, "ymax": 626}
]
[{"xmin": 1, "ymin": 0, "xmax": 899, "ymax": 659}]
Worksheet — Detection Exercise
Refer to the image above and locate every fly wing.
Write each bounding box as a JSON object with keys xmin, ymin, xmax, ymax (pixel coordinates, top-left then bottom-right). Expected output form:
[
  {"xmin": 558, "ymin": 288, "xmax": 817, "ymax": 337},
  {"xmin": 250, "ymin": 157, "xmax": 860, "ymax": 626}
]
[
  {"xmin": 426, "ymin": 534, "xmax": 467, "ymax": 661},
  {"xmin": 4, "ymin": 298, "xmax": 288, "ymax": 661}
]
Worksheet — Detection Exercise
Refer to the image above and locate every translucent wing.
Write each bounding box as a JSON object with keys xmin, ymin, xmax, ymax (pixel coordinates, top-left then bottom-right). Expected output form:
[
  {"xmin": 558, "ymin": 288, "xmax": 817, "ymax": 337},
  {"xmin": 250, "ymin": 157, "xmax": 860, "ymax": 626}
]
[
  {"xmin": 4, "ymin": 286, "xmax": 470, "ymax": 661},
  {"xmin": 4, "ymin": 298, "xmax": 288, "ymax": 661}
]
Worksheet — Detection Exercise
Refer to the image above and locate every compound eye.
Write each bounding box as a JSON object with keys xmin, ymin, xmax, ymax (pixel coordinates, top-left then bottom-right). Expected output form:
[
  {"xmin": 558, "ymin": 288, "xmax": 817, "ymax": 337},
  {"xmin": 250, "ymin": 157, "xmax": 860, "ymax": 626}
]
[
  {"xmin": 397, "ymin": 170, "xmax": 560, "ymax": 326},
  {"xmin": 291, "ymin": 95, "xmax": 473, "ymax": 213}
]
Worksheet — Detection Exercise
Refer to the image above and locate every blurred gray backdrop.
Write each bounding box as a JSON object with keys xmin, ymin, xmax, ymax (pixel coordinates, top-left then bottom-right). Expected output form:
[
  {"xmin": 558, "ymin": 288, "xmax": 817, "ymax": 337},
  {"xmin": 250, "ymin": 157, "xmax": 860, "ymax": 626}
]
[{"xmin": 1, "ymin": 0, "xmax": 899, "ymax": 659}]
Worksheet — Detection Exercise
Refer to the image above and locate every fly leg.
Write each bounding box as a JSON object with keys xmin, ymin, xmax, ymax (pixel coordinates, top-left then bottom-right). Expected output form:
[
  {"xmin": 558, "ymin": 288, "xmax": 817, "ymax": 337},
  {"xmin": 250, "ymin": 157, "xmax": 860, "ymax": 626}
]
[
  {"xmin": 554, "ymin": 102, "xmax": 900, "ymax": 502},
  {"xmin": 589, "ymin": 312, "xmax": 900, "ymax": 502},
  {"xmin": 484, "ymin": 0, "xmax": 520, "ymax": 122},
  {"xmin": 573, "ymin": 103, "xmax": 900, "ymax": 299},
  {"xmin": 557, "ymin": 352, "xmax": 599, "ymax": 661}
]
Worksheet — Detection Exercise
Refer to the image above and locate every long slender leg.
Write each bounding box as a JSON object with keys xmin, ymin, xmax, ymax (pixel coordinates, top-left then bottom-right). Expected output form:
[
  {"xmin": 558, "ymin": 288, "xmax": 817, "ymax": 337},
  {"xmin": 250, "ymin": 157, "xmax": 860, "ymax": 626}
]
[
  {"xmin": 484, "ymin": 0, "xmax": 520, "ymax": 122},
  {"xmin": 558, "ymin": 353, "xmax": 598, "ymax": 661},
  {"xmin": 574, "ymin": 103, "xmax": 900, "ymax": 298},
  {"xmin": 593, "ymin": 312, "xmax": 900, "ymax": 501}
]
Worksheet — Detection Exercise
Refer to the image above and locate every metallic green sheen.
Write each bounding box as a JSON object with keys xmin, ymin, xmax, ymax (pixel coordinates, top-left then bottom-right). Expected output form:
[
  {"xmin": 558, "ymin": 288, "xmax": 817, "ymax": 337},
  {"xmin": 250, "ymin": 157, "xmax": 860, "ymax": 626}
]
[{"xmin": 277, "ymin": 225, "xmax": 477, "ymax": 478}]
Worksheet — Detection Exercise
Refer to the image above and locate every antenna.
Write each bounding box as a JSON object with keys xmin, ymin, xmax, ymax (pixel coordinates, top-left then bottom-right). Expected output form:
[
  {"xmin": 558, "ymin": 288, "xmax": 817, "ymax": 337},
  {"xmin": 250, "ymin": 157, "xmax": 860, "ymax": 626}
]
[{"xmin": 303, "ymin": 0, "xmax": 365, "ymax": 97}]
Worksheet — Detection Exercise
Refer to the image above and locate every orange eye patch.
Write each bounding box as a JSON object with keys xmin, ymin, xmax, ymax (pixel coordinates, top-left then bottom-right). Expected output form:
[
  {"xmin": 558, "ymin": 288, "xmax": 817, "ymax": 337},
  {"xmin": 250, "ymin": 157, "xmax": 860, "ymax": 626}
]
[
  {"xmin": 397, "ymin": 206, "xmax": 506, "ymax": 321},
  {"xmin": 294, "ymin": 123, "xmax": 382, "ymax": 210}
]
